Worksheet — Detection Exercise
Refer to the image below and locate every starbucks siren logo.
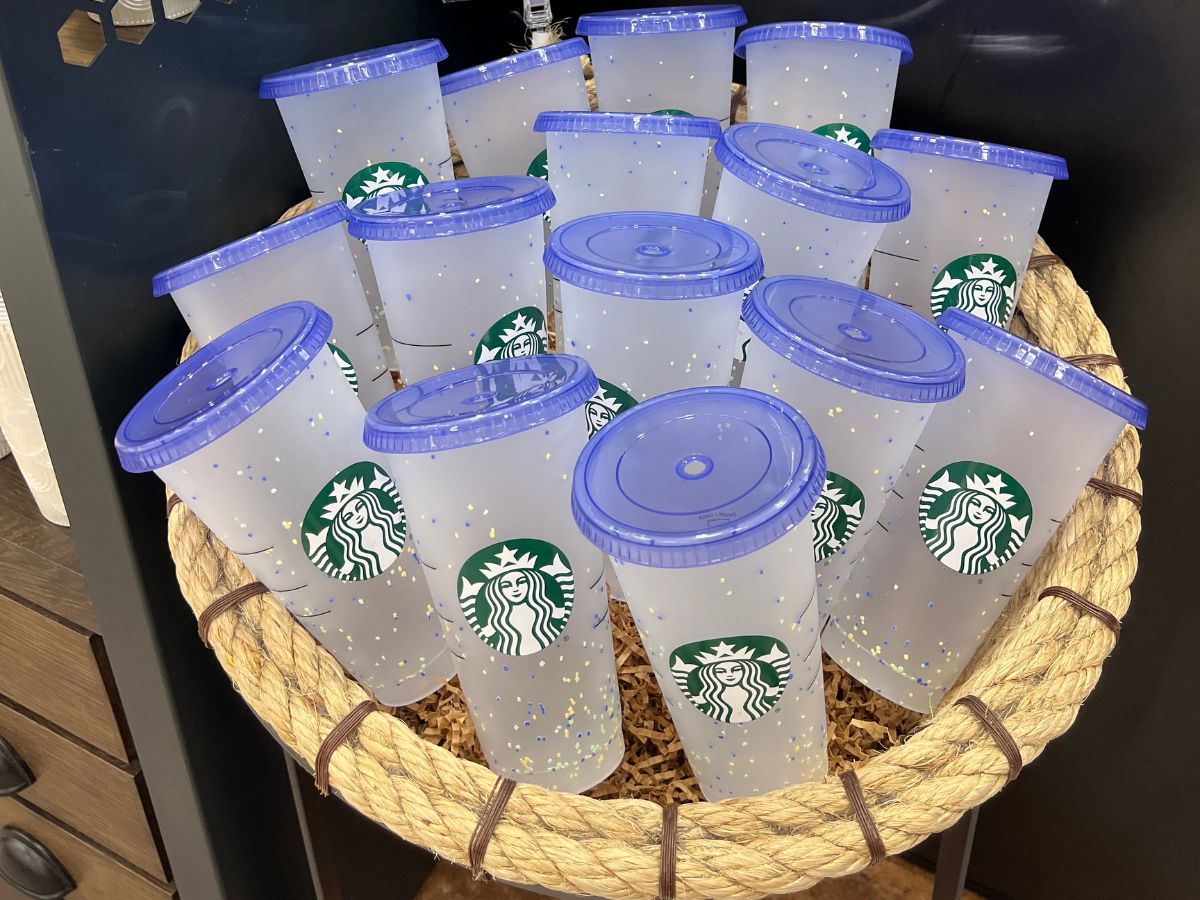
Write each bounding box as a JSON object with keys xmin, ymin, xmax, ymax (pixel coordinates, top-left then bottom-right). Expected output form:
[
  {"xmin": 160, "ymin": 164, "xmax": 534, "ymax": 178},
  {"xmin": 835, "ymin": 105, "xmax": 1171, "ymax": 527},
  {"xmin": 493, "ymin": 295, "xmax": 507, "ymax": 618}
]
[
  {"xmin": 526, "ymin": 148, "xmax": 549, "ymax": 181},
  {"xmin": 929, "ymin": 254, "xmax": 1018, "ymax": 325},
  {"xmin": 813, "ymin": 122, "xmax": 872, "ymax": 153},
  {"xmin": 473, "ymin": 307, "xmax": 548, "ymax": 363},
  {"xmin": 919, "ymin": 461, "xmax": 1032, "ymax": 575},
  {"xmin": 670, "ymin": 636, "xmax": 791, "ymax": 724},
  {"xmin": 458, "ymin": 539, "xmax": 575, "ymax": 656},
  {"xmin": 584, "ymin": 379, "xmax": 638, "ymax": 438},
  {"xmin": 326, "ymin": 343, "xmax": 359, "ymax": 395},
  {"xmin": 341, "ymin": 162, "xmax": 428, "ymax": 209},
  {"xmin": 302, "ymin": 462, "xmax": 408, "ymax": 581},
  {"xmin": 811, "ymin": 472, "xmax": 865, "ymax": 561},
  {"xmin": 651, "ymin": 108, "xmax": 694, "ymax": 117}
]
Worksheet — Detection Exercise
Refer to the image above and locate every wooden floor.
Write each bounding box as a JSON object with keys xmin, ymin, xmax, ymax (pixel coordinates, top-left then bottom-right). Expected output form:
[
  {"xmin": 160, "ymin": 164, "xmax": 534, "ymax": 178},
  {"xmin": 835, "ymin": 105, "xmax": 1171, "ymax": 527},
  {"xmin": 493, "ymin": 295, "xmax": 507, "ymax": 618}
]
[{"xmin": 415, "ymin": 856, "xmax": 981, "ymax": 900}]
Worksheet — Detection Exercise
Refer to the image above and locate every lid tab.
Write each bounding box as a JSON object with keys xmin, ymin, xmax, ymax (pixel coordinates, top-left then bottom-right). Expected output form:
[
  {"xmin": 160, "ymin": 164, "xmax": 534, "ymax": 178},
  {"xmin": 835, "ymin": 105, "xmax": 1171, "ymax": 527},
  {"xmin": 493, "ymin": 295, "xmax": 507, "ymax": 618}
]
[
  {"xmin": 534, "ymin": 110, "xmax": 723, "ymax": 139},
  {"xmin": 544, "ymin": 211, "xmax": 763, "ymax": 300},
  {"xmin": 872, "ymin": 129, "xmax": 1069, "ymax": 180},
  {"xmin": 440, "ymin": 38, "xmax": 590, "ymax": 95},
  {"xmin": 742, "ymin": 276, "xmax": 966, "ymax": 402},
  {"xmin": 572, "ymin": 387, "xmax": 827, "ymax": 568},
  {"xmin": 576, "ymin": 5, "xmax": 747, "ymax": 36},
  {"xmin": 735, "ymin": 21, "xmax": 913, "ymax": 64},
  {"xmin": 259, "ymin": 40, "xmax": 448, "ymax": 99}
]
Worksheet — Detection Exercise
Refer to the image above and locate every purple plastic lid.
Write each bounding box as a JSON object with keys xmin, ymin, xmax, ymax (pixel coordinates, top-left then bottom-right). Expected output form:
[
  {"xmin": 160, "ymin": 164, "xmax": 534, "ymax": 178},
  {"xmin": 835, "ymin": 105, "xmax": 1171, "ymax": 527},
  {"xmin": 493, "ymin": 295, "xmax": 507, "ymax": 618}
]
[
  {"xmin": 715, "ymin": 123, "xmax": 911, "ymax": 222},
  {"xmin": 572, "ymin": 387, "xmax": 827, "ymax": 568},
  {"xmin": 364, "ymin": 354, "xmax": 598, "ymax": 453},
  {"xmin": 742, "ymin": 276, "xmax": 965, "ymax": 402},
  {"xmin": 259, "ymin": 39, "xmax": 448, "ymax": 99},
  {"xmin": 940, "ymin": 309, "xmax": 1146, "ymax": 428},
  {"xmin": 152, "ymin": 202, "xmax": 351, "ymax": 297},
  {"xmin": 577, "ymin": 5, "xmax": 747, "ymax": 36},
  {"xmin": 115, "ymin": 302, "xmax": 332, "ymax": 473},
  {"xmin": 347, "ymin": 176, "xmax": 554, "ymax": 240},
  {"xmin": 735, "ymin": 22, "xmax": 913, "ymax": 64},
  {"xmin": 440, "ymin": 38, "xmax": 589, "ymax": 95},
  {"xmin": 534, "ymin": 110, "xmax": 722, "ymax": 139},
  {"xmin": 872, "ymin": 129, "xmax": 1069, "ymax": 180}
]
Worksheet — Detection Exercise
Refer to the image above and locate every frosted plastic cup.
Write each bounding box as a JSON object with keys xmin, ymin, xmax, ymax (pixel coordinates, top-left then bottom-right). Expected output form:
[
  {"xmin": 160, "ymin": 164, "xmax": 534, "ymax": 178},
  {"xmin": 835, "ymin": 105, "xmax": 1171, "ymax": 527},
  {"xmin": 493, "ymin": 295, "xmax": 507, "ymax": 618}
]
[
  {"xmin": 577, "ymin": 5, "xmax": 747, "ymax": 122},
  {"xmin": 735, "ymin": 22, "xmax": 913, "ymax": 151},
  {"xmin": 572, "ymin": 387, "xmax": 829, "ymax": 798},
  {"xmin": 545, "ymin": 211, "xmax": 762, "ymax": 408},
  {"xmin": 533, "ymin": 111, "xmax": 722, "ymax": 225},
  {"xmin": 114, "ymin": 302, "xmax": 452, "ymax": 706},
  {"xmin": 826, "ymin": 309, "xmax": 1147, "ymax": 712},
  {"xmin": 152, "ymin": 203, "xmax": 392, "ymax": 408},
  {"xmin": 713, "ymin": 123, "xmax": 911, "ymax": 283},
  {"xmin": 441, "ymin": 39, "xmax": 590, "ymax": 178},
  {"xmin": 260, "ymin": 40, "xmax": 453, "ymax": 204},
  {"xmin": 364, "ymin": 355, "xmax": 623, "ymax": 791},
  {"xmin": 739, "ymin": 277, "xmax": 965, "ymax": 621},
  {"xmin": 870, "ymin": 130, "xmax": 1069, "ymax": 328},
  {"xmin": 348, "ymin": 177, "xmax": 555, "ymax": 384}
]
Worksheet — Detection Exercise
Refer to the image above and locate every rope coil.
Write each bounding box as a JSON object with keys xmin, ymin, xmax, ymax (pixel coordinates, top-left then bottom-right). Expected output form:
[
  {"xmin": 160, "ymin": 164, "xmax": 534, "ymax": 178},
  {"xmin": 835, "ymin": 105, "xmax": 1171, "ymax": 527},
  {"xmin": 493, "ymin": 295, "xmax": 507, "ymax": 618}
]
[
  {"xmin": 838, "ymin": 769, "xmax": 886, "ymax": 866},
  {"xmin": 469, "ymin": 777, "xmax": 518, "ymax": 879},
  {"xmin": 1037, "ymin": 586, "xmax": 1121, "ymax": 637},
  {"xmin": 314, "ymin": 701, "xmax": 393, "ymax": 796},
  {"xmin": 953, "ymin": 696, "xmax": 1023, "ymax": 783}
]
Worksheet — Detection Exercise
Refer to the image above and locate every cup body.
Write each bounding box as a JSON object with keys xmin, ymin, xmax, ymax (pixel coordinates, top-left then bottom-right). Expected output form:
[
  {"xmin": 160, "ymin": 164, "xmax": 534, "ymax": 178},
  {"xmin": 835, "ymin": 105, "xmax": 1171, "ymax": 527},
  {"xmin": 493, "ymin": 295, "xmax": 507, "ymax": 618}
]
[
  {"xmin": 272, "ymin": 65, "xmax": 452, "ymax": 203},
  {"xmin": 613, "ymin": 528, "xmax": 826, "ymax": 797},
  {"xmin": 826, "ymin": 330, "xmax": 1140, "ymax": 712},
  {"xmin": 167, "ymin": 223, "xmax": 392, "ymax": 407},
  {"xmin": 560, "ymin": 283, "xmax": 742, "ymax": 401},
  {"xmin": 589, "ymin": 29, "xmax": 737, "ymax": 121},
  {"xmin": 444, "ymin": 58, "xmax": 589, "ymax": 177},
  {"xmin": 383, "ymin": 413, "xmax": 623, "ymax": 791},
  {"xmin": 153, "ymin": 341, "xmax": 451, "ymax": 706},
  {"xmin": 870, "ymin": 152, "xmax": 1055, "ymax": 326},
  {"xmin": 744, "ymin": 41, "xmax": 901, "ymax": 144},
  {"xmin": 366, "ymin": 220, "xmax": 548, "ymax": 383},
  {"xmin": 544, "ymin": 130, "xmax": 712, "ymax": 225}
]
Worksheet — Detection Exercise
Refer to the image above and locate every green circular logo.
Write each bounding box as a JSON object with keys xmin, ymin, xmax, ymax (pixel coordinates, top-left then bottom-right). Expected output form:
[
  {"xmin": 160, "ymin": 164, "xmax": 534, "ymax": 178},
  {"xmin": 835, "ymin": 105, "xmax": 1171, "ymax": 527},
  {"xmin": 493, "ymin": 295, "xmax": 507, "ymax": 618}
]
[
  {"xmin": 473, "ymin": 307, "xmax": 548, "ymax": 364},
  {"xmin": 526, "ymin": 148, "xmax": 549, "ymax": 181},
  {"xmin": 811, "ymin": 471, "xmax": 866, "ymax": 561},
  {"xmin": 930, "ymin": 254, "xmax": 1018, "ymax": 325},
  {"xmin": 813, "ymin": 122, "xmax": 872, "ymax": 153},
  {"xmin": 651, "ymin": 108, "xmax": 694, "ymax": 117},
  {"xmin": 302, "ymin": 462, "xmax": 408, "ymax": 581},
  {"xmin": 327, "ymin": 342, "xmax": 359, "ymax": 395},
  {"xmin": 670, "ymin": 636, "xmax": 791, "ymax": 724},
  {"xmin": 458, "ymin": 539, "xmax": 575, "ymax": 656},
  {"xmin": 584, "ymin": 379, "xmax": 638, "ymax": 438},
  {"xmin": 341, "ymin": 162, "xmax": 428, "ymax": 209},
  {"xmin": 919, "ymin": 461, "xmax": 1033, "ymax": 575}
]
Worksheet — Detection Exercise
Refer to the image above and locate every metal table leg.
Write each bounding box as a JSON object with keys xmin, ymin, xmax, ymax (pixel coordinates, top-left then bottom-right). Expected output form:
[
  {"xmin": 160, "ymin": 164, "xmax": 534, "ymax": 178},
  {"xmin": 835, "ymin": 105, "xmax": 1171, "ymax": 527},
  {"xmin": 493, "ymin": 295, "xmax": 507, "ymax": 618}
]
[{"xmin": 931, "ymin": 807, "xmax": 979, "ymax": 900}]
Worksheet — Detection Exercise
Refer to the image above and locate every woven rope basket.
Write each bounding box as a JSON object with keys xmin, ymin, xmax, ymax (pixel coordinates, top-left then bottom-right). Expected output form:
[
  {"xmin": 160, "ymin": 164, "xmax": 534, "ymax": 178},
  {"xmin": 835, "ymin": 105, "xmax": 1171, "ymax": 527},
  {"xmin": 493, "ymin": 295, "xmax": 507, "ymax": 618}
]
[{"xmin": 164, "ymin": 95, "xmax": 1143, "ymax": 900}]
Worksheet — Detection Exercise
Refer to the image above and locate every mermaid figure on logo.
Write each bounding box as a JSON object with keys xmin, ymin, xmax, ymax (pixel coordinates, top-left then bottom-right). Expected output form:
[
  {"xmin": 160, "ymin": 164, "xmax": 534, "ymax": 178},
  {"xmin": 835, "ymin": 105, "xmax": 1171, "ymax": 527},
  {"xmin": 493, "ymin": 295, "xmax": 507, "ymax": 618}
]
[
  {"xmin": 924, "ymin": 486, "xmax": 1007, "ymax": 575},
  {"xmin": 479, "ymin": 564, "xmax": 565, "ymax": 656},
  {"xmin": 695, "ymin": 657, "xmax": 778, "ymax": 724},
  {"xmin": 303, "ymin": 463, "xmax": 408, "ymax": 582},
  {"xmin": 670, "ymin": 638, "xmax": 791, "ymax": 724},
  {"xmin": 328, "ymin": 484, "xmax": 406, "ymax": 580}
]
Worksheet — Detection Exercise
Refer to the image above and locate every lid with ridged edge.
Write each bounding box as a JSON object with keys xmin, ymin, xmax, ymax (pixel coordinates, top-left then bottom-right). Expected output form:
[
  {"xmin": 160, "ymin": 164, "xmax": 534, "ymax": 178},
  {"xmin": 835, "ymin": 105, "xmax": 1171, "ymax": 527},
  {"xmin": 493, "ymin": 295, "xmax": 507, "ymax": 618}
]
[
  {"xmin": 440, "ymin": 38, "xmax": 590, "ymax": 95},
  {"xmin": 736, "ymin": 21, "xmax": 913, "ymax": 64},
  {"xmin": 534, "ymin": 110, "xmax": 722, "ymax": 139},
  {"xmin": 259, "ymin": 40, "xmax": 448, "ymax": 99},
  {"xmin": 576, "ymin": 5, "xmax": 747, "ymax": 36},
  {"xmin": 572, "ymin": 387, "xmax": 827, "ymax": 568},
  {"xmin": 116, "ymin": 302, "xmax": 332, "ymax": 472},
  {"xmin": 872, "ymin": 129, "xmax": 1069, "ymax": 179},
  {"xmin": 348, "ymin": 176, "xmax": 554, "ymax": 240}
]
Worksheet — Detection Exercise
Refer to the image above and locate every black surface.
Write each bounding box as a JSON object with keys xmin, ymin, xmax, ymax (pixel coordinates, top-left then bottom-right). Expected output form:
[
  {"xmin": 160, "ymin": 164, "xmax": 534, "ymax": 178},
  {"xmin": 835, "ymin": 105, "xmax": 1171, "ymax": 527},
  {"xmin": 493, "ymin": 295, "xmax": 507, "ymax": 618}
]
[{"xmin": 0, "ymin": 1, "xmax": 1196, "ymax": 898}]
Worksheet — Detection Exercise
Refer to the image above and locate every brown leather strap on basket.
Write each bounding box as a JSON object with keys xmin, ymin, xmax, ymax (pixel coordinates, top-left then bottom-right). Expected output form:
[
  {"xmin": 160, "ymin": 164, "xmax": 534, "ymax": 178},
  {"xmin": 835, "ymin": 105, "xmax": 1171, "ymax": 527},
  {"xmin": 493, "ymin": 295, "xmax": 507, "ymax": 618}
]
[
  {"xmin": 838, "ymin": 769, "xmax": 885, "ymax": 866},
  {"xmin": 954, "ymin": 696, "xmax": 1023, "ymax": 782},
  {"xmin": 658, "ymin": 804, "xmax": 679, "ymax": 900},
  {"xmin": 1038, "ymin": 586, "xmax": 1122, "ymax": 637},
  {"xmin": 1087, "ymin": 477, "xmax": 1143, "ymax": 510},
  {"xmin": 197, "ymin": 582, "xmax": 266, "ymax": 647},
  {"xmin": 469, "ymin": 776, "xmax": 517, "ymax": 879},
  {"xmin": 166, "ymin": 493, "xmax": 184, "ymax": 516},
  {"xmin": 1027, "ymin": 253, "xmax": 1062, "ymax": 270},
  {"xmin": 1065, "ymin": 353, "xmax": 1122, "ymax": 369},
  {"xmin": 313, "ymin": 700, "xmax": 392, "ymax": 796}
]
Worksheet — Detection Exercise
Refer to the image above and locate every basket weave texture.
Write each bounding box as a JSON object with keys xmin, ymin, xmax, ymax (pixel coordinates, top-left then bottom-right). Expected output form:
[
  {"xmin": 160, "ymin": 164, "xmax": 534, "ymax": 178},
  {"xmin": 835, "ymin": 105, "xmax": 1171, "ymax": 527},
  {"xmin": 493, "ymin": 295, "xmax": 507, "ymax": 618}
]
[{"xmin": 165, "ymin": 142, "xmax": 1142, "ymax": 899}]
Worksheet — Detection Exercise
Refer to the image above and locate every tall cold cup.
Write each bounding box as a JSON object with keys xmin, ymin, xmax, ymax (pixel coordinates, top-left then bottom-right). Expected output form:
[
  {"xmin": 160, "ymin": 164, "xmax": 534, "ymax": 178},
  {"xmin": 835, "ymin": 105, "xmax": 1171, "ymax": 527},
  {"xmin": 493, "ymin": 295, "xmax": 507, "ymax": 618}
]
[
  {"xmin": 740, "ymin": 277, "xmax": 965, "ymax": 620},
  {"xmin": 114, "ymin": 302, "xmax": 452, "ymax": 705},
  {"xmin": 825, "ymin": 309, "xmax": 1147, "ymax": 712},
  {"xmin": 573, "ymin": 387, "xmax": 829, "ymax": 798},
  {"xmin": 364, "ymin": 355, "xmax": 623, "ymax": 791},
  {"xmin": 869, "ymin": 130, "xmax": 1068, "ymax": 327}
]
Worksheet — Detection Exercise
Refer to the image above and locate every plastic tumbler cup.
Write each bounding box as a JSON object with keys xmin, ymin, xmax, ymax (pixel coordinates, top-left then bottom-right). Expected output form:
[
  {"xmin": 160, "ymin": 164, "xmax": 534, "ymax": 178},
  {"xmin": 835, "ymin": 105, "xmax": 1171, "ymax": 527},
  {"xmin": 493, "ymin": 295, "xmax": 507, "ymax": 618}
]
[
  {"xmin": 572, "ymin": 387, "xmax": 829, "ymax": 798},
  {"xmin": 260, "ymin": 40, "xmax": 453, "ymax": 203},
  {"xmin": 152, "ymin": 202, "xmax": 392, "ymax": 408},
  {"xmin": 735, "ymin": 22, "xmax": 913, "ymax": 152},
  {"xmin": 364, "ymin": 355, "xmax": 623, "ymax": 791},
  {"xmin": 348, "ymin": 177, "xmax": 555, "ymax": 384},
  {"xmin": 826, "ymin": 309, "xmax": 1147, "ymax": 712},
  {"xmin": 739, "ymin": 276, "xmax": 965, "ymax": 619},
  {"xmin": 114, "ymin": 302, "xmax": 452, "ymax": 706},
  {"xmin": 577, "ymin": 5, "xmax": 747, "ymax": 122},
  {"xmin": 533, "ymin": 111, "xmax": 722, "ymax": 225},
  {"xmin": 441, "ymin": 39, "xmax": 590, "ymax": 178},
  {"xmin": 545, "ymin": 211, "xmax": 763, "ymax": 407},
  {"xmin": 713, "ymin": 123, "xmax": 911, "ymax": 282},
  {"xmin": 869, "ymin": 130, "xmax": 1069, "ymax": 327}
]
